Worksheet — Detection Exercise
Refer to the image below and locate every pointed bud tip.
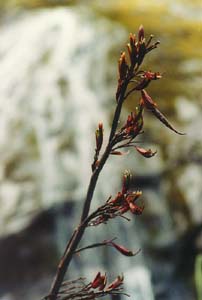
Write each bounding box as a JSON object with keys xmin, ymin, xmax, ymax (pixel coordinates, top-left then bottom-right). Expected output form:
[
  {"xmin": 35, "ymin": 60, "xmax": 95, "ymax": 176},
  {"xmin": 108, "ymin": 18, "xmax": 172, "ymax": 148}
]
[
  {"xmin": 138, "ymin": 25, "xmax": 145, "ymax": 41},
  {"xmin": 98, "ymin": 122, "xmax": 103, "ymax": 129}
]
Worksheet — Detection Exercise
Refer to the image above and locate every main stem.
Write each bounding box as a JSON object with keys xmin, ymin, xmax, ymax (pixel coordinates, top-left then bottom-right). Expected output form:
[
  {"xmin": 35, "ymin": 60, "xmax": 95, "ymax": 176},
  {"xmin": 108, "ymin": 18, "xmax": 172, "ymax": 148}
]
[{"xmin": 47, "ymin": 79, "xmax": 129, "ymax": 300}]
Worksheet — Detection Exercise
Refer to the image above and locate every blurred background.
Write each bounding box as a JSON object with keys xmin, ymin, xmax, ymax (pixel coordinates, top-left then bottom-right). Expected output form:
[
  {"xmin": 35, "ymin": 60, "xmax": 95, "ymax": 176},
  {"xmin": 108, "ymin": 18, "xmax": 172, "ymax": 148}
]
[{"xmin": 0, "ymin": 0, "xmax": 202, "ymax": 299}]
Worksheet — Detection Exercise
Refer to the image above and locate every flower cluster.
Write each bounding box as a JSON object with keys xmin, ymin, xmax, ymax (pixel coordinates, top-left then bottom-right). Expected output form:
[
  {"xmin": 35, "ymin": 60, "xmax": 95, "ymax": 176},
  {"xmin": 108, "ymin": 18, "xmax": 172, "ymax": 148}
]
[
  {"xmin": 135, "ymin": 71, "xmax": 162, "ymax": 91},
  {"xmin": 120, "ymin": 104, "xmax": 144, "ymax": 140},
  {"xmin": 90, "ymin": 272, "xmax": 124, "ymax": 292},
  {"xmin": 88, "ymin": 171, "xmax": 144, "ymax": 226},
  {"xmin": 54, "ymin": 273, "xmax": 127, "ymax": 300},
  {"xmin": 116, "ymin": 26, "xmax": 160, "ymax": 101},
  {"xmin": 110, "ymin": 101, "xmax": 157, "ymax": 158}
]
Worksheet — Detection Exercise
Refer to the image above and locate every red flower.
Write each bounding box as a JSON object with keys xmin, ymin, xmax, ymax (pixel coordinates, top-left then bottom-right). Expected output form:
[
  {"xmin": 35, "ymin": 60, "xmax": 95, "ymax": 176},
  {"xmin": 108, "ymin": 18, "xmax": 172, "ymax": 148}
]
[
  {"xmin": 122, "ymin": 110, "xmax": 143, "ymax": 138},
  {"xmin": 143, "ymin": 71, "xmax": 162, "ymax": 80},
  {"xmin": 91, "ymin": 272, "xmax": 107, "ymax": 290},
  {"xmin": 118, "ymin": 52, "xmax": 128, "ymax": 80},
  {"xmin": 125, "ymin": 191, "xmax": 144, "ymax": 215},
  {"xmin": 106, "ymin": 275, "xmax": 124, "ymax": 291}
]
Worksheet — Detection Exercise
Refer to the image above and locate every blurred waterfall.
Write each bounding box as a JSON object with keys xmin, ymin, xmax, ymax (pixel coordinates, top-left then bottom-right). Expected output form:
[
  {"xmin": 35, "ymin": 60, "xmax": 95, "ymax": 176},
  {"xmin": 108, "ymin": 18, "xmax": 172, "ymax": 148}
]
[
  {"xmin": 0, "ymin": 8, "xmax": 123, "ymax": 233},
  {"xmin": 0, "ymin": 7, "xmax": 154, "ymax": 300},
  {"xmin": 1, "ymin": 5, "xmax": 201, "ymax": 300}
]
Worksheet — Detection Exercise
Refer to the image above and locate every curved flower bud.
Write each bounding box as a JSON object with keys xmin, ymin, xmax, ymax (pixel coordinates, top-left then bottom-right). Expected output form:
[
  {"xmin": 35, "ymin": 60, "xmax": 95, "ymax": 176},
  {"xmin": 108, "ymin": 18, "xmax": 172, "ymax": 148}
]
[
  {"xmin": 109, "ymin": 241, "xmax": 135, "ymax": 257},
  {"xmin": 135, "ymin": 146, "xmax": 157, "ymax": 158},
  {"xmin": 141, "ymin": 90, "xmax": 185, "ymax": 135}
]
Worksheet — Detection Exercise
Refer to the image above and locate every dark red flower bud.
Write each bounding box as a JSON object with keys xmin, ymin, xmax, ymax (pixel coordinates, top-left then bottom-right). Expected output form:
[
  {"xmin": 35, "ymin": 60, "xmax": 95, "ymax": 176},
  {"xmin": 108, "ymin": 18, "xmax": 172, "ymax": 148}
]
[
  {"xmin": 141, "ymin": 90, "xmax": 185, "ymax": 135},
  {"xmin": 118, "ymin": 52, "xmax": 128, "ymax": 80},
  {"xmin": 135, "ymin": 146, "xmax": 157, "ymax": 158},
  {"xmin": 91, "ymin": 272, "xmax": 102, "ymax": 289},
  {"xmin": 138, "ymin": 25, "xmax": 144, "ymax": 42},
  {"xmin": 110, "ymin": 241, "xmax": 135, "ymax": 257},
  {"xmin": 91, "ymin": 272, "xmax": 107, "ymax": 290},
  {"xmin": 98, "ymin": 274, "xmax": 107, "ymax": 291},
  {"xmin": 129, "ymin": 33, "xmax": 138, "ymax": 65}
]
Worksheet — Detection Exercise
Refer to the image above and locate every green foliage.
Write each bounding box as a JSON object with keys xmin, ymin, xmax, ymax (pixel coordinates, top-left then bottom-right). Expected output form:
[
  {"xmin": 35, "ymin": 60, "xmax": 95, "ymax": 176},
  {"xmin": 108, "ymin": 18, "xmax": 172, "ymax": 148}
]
[{"xmin": 195, "ymin": 254, "xmax": 202, "ymax": 300}]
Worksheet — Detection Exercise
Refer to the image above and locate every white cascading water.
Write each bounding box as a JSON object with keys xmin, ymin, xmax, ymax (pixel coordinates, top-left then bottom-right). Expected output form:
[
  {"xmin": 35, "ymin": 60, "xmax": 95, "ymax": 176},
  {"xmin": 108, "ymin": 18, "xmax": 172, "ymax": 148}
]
[{"xmin": 0, "ymin": 8, "xmax": 123, "ymax": 228}]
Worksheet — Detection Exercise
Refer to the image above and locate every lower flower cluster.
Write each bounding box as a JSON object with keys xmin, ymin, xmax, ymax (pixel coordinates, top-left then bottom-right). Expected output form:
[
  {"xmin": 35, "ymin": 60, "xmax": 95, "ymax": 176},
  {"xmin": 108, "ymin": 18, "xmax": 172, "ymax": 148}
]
[{"xmin": 54, "ymin": 273, "xmax": 126, "ymax": 300}]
